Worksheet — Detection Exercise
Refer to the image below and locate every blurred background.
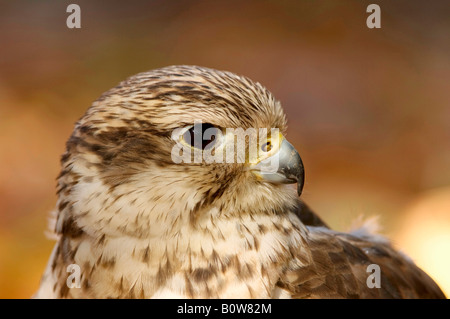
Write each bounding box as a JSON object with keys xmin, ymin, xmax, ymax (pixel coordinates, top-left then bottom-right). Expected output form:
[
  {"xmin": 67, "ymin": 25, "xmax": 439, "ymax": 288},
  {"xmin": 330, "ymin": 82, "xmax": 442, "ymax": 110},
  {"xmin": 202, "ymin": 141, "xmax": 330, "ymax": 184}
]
[{"xmin": 0, "ymin": 0, "xmax": 449, "ymax": 298}]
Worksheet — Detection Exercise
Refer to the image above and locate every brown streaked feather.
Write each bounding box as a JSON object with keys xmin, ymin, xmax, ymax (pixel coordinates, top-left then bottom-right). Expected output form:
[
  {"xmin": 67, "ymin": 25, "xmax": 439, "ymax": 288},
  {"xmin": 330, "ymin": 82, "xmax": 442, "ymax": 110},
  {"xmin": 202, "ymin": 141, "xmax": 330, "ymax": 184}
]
[
  {"xmin": 293, "ymin": 200, "xmax": 329, "ymax": 228},
  {"xmin": 279, "ymin": 227, "xmax": 446, "ymax": 299}
]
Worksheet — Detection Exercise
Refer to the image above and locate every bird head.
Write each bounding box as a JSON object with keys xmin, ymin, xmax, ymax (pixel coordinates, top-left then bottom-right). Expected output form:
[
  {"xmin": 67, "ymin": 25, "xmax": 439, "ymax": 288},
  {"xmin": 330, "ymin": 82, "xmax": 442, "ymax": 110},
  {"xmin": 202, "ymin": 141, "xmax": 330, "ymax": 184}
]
[{"xmin": 55, "ymin": 65, "xmax": 304, "ymax": 239}]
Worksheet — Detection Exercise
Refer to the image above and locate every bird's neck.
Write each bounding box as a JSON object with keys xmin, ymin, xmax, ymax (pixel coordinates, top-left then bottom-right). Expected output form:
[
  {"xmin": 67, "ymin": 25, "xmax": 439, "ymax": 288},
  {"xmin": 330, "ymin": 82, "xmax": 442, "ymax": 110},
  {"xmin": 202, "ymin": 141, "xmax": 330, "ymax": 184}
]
[{"xmin": 52, "ymin": 206, "xmax": 309, "ymax": 298}]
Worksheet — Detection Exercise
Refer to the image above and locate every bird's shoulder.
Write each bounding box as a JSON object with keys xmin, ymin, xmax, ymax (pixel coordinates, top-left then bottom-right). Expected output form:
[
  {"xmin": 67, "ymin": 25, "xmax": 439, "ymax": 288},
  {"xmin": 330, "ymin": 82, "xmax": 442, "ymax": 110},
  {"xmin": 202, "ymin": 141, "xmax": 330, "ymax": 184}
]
[{"xmin": 281, "ymin": 204, "xmax": 446, "ymax": 299}]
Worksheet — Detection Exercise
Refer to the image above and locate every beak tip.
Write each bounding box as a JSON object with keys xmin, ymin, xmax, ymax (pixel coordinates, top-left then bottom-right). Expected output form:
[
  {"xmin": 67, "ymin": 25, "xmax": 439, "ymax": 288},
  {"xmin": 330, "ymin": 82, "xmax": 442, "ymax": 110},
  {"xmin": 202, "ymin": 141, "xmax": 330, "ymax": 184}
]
[{"xmin": 297, "ymin": 180, "xmax": 304, "ymax": 197}]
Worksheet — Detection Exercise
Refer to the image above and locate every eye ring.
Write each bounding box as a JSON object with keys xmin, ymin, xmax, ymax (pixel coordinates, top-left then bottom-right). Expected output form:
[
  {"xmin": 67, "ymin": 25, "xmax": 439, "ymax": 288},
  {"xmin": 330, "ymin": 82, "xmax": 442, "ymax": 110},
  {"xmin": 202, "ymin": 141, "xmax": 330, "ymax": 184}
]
[{"xmin": 180, "ymin": 123, "xmax": 222, "ymax": 150}]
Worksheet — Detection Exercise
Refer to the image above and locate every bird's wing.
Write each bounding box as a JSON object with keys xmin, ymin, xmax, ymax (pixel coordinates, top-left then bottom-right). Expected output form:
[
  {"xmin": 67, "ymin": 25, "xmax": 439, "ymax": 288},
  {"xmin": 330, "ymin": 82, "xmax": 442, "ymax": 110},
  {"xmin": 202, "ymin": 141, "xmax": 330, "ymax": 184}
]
[
  {"xmin": 293, "ymin": 200, "xmax": 329, "ymax": 228},
  {"xmin": 278, "ymin": 225, "xmax": 446, "ymax": 299}
]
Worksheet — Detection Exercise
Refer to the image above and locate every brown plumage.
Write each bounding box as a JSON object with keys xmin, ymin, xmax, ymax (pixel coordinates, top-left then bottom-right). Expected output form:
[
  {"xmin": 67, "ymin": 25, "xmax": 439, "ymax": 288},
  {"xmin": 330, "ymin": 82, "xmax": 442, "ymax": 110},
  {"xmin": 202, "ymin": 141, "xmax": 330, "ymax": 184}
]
[{"xmin": 35, "ymin": 65, "xmax": 445, "ymax": 299}]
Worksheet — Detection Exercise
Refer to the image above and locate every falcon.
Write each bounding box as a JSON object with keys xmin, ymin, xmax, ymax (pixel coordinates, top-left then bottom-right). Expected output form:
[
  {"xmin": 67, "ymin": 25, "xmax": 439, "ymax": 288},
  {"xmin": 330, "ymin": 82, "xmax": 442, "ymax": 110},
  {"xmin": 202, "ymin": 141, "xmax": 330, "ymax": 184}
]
[{"xmin": 35, "ymin": 65, "xmax": 445, "ymax": 298}]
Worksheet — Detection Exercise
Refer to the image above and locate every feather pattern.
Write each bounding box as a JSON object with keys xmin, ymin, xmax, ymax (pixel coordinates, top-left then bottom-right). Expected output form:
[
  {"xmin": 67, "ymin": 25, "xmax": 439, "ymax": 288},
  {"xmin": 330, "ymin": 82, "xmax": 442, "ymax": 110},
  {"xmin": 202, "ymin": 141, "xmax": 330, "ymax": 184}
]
[{"xmin": 35, "ymin": 65, "xmax": 445, "ymax": 299}]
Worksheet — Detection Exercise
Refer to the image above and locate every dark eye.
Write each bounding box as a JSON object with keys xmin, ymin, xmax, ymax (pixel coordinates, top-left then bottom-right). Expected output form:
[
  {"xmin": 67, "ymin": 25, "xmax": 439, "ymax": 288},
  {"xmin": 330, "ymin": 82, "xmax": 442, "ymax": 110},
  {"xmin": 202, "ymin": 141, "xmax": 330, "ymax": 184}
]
[
  {"xmin": 182, "ymin": 123, "xmax": 221, "ymax": 150},
  {"xmin": 261, "ymin": 141, "xmax": 272, "ymax": 152}
]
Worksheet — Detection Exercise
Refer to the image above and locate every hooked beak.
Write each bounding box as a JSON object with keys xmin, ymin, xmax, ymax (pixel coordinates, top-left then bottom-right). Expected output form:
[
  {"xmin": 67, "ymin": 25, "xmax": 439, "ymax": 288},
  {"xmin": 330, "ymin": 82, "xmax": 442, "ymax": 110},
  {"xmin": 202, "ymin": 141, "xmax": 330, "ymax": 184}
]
[{"xmin": 250, "ymin": 136, "xmax": 304, "ymax": 196}]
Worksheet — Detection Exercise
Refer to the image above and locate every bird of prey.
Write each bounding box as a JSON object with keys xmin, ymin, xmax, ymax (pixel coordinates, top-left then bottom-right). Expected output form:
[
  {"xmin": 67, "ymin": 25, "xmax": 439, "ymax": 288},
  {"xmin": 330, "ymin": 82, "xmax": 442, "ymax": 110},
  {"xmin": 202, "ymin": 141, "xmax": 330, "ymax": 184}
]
[{"xmin": 35, "ymin": 65, "xmax": 445, "ymax": 299}]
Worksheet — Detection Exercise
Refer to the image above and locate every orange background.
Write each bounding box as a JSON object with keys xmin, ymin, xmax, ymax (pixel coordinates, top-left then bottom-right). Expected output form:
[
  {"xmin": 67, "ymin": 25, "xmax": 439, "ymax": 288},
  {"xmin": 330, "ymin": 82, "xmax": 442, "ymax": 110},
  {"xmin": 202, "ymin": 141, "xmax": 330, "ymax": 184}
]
[{"xmin": 0, "ymin": 0, "xmax": 449, "ymax": 298}]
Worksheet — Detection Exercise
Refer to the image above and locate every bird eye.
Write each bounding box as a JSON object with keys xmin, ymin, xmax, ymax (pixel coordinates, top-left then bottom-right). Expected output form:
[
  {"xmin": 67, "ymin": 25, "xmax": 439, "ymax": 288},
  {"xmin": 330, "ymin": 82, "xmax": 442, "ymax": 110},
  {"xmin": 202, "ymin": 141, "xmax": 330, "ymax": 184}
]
[
  {"xmin": 261, "ymin": 141, "xmax": 272, "ymax": 152},
  {"xmin": 182, "ymin": 123, "xmax": 222, "ymax": 150}
]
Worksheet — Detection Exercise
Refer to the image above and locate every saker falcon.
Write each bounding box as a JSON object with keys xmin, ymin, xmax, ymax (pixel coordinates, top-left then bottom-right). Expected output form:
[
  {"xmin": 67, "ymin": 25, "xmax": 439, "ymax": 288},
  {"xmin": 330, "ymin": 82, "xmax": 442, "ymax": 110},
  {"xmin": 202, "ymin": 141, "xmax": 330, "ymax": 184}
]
[{"xmin": 35, "ymin": 65, "xmax": 445, "ymax": 299}]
